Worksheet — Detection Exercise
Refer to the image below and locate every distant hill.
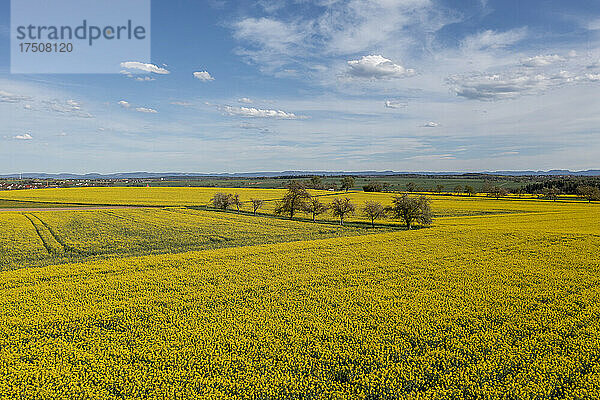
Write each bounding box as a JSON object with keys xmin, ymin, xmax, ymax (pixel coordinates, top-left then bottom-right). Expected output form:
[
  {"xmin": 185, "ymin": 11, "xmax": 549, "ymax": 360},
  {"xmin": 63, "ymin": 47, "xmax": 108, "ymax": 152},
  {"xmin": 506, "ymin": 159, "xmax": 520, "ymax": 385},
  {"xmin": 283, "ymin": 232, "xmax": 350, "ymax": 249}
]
[{"xmin": 1, "ymin": 170, "xmax": 600, "ymax": 179}]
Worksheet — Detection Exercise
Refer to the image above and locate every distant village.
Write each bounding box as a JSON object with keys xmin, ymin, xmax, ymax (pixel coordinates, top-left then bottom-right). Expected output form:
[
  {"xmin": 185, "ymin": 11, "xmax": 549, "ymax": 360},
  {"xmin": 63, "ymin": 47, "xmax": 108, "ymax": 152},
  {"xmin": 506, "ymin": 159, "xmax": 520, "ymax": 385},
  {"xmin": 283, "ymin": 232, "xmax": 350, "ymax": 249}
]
[{"xmin": 0, "ymin": 179, "xmax": 151, "ymax": 191}]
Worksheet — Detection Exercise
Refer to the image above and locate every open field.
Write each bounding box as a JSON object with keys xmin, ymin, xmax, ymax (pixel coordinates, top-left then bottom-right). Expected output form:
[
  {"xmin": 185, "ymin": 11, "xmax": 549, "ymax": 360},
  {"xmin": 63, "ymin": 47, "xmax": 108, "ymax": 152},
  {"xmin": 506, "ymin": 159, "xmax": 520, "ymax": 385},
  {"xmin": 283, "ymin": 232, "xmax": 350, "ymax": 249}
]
[
  {"xmin": 0, "ymin": 187, "xmax": 599, "ymax": 398},
  {"xmin": 0, "ymin": 187, "xmax": 591, "ymax": 227},
  {"xmin": 0, "ymin": 207, "xmax": 376, "ymax": 271}
]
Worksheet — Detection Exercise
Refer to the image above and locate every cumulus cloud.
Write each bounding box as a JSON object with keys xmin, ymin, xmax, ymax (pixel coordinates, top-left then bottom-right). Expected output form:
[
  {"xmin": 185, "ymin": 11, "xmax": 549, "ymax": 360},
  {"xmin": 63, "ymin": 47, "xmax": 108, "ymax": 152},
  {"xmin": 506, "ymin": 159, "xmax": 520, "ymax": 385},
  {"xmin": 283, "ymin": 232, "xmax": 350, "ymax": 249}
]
[
  {"xmin": 135, "ymin": 107, "xmax": 158, "ymax": 113},
  {"xmin": 221, "ymin": 105, "xmax": 306, "ymax": 119},
  {"xmin": 384, "ymin": 100, "xmax": 408, "ymax": 109},
  {"xmin": 120, "ymin": 62, "xmax": 170, "ymax": 74},
  {"xmin": 118, "ymin": 100, "xmax": 131, "ymax": 108},
  {"xmin": 238, "ymin": 97, "xmax": 253, "ymax": 104},
  {"xmin": 193, "ymin": 71, "xmax": 214, "ymax": 81},
  {"xmin": 347, "ymin": 55, "xmax": 415, "ymax": 79},
  {"xmin": 14, "ymin": 133, "xmax": 33, "ymax": 140},
  {"xmin": 447, "ymin": 70, "xmax": 581, "ymax": 101},
  {"xmin": 521, "ymin": 54, "xmax": 565, "ymax": 67}
]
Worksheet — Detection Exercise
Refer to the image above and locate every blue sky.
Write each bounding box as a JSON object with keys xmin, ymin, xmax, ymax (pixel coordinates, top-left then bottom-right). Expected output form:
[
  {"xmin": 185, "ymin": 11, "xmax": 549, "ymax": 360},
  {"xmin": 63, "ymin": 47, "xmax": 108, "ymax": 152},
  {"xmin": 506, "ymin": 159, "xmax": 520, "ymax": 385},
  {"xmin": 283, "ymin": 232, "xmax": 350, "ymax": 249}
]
[{"xmin": 1, "ymin": 0, "xmax": 600, "ymax": 174}]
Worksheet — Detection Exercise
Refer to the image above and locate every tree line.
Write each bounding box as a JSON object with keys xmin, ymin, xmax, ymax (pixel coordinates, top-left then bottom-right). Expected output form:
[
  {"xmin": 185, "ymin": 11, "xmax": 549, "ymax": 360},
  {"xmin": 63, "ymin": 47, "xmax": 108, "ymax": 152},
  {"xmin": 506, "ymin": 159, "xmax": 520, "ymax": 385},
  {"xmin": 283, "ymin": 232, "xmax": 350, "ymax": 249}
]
[{"xmin": 210, "ymin": 181, "xmax": 433, "ymax": 229}]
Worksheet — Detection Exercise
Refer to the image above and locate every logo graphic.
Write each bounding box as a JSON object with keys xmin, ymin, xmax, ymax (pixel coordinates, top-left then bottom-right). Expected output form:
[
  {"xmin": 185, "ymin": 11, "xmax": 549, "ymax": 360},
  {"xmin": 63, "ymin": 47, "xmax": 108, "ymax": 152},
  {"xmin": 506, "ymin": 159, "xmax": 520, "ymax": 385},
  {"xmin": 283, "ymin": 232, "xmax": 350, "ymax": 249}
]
[{"xmin": 11, "ymin": 0, "xmax": 151, "ymax": 73}]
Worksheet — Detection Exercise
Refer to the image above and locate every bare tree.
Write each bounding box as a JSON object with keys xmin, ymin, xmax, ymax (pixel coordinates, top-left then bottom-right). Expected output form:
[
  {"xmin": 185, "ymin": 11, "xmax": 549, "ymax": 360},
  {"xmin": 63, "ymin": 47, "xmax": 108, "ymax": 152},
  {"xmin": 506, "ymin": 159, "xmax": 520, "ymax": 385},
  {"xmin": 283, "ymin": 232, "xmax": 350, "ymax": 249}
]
[
  {"xmin": 340, "ymin": 176, "xmax": 355, "ymax": 192},
  {"xmin": 362, "ymin": 201, "xmax": 386, "ymax": 228},
  {"xmin": 231, "ymin": 193, "xmax": 242, "ymax": 212},
  {"xmin": 389, "ymin": 194, "xmax": 433, "ymax": 230},
  {"xmin": 464, "ymin": 185, "xmax": 475, "ymax": 196},
  {"xmin": 211, "ymin": 192, "xmax": 233, "ymax": 210},
  {"xmin": 250, "ymin": 199, "xmax": 264, "ymax": 215},
  {"xmin": 274, "ymin": 181, "xmax": 310, "ymax": 219},
  {"xmin": 303, "ymin": 198, "xmax": 329, "ymax": 221},
  {"xmin": 454, "ymin": 185, "xmax": 463, "ymax": 194},
  {"xmin": 330, "ymin": 197, "xmax": 355, "ymax": 225}
]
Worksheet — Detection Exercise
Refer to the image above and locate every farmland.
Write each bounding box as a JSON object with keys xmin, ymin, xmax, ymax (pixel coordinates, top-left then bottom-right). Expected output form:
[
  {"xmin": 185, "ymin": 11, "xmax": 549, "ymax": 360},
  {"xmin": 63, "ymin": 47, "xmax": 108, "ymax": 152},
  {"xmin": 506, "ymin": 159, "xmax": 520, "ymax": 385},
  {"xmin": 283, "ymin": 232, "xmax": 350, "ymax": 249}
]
[
  {"xmin": 0, "ymin": 207, "xmax": 375, "ymax": 270},
  {"xmin": 0, "ymin": 187, "xmax": 599, "ymax": 398}
]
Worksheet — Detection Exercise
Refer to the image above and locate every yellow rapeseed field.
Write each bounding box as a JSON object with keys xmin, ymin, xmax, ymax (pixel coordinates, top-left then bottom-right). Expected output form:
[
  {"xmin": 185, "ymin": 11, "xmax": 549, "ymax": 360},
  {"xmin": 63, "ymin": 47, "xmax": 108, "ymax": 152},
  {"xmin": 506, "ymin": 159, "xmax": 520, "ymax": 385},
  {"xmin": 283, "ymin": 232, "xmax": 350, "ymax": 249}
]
[
  {"xmin": 0, "ymin": 187, "xmax": 599, "ymax": 398},
  {"xmin": 0, "ymin": 207, "xmax": 375, "ymax": 270}
]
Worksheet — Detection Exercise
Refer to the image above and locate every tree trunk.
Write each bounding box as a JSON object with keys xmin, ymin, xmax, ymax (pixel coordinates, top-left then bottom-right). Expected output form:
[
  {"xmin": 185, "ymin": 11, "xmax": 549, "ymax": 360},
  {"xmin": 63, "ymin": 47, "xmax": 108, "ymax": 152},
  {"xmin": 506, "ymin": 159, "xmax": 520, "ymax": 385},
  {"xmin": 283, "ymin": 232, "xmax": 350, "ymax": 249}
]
[{"xmin": 371, "ymin": 218, "xmax": 375, "ymax": 228}]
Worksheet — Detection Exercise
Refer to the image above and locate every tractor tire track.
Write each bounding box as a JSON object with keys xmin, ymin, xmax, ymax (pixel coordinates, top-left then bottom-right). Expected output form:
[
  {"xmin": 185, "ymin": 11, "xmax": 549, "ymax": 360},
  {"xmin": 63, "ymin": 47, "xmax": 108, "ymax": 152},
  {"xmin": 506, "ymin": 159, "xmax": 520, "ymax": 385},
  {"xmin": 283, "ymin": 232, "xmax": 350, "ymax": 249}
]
[
  {"xmin": 22, "ymin": 214, "xmax": 62, "ymax": 255},
  {"xmin": 28, "ymin": 213, "xmax": 85, "ymax": 255}
]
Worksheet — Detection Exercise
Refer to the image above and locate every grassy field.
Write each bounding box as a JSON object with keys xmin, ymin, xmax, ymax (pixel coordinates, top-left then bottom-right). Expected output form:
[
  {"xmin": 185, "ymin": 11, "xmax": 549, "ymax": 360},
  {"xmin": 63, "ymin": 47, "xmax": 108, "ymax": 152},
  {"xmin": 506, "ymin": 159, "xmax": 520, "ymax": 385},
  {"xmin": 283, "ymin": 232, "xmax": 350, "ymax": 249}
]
[{"xmin": 0, "ymin": 187, "xmax": 599, "ymax": 398}]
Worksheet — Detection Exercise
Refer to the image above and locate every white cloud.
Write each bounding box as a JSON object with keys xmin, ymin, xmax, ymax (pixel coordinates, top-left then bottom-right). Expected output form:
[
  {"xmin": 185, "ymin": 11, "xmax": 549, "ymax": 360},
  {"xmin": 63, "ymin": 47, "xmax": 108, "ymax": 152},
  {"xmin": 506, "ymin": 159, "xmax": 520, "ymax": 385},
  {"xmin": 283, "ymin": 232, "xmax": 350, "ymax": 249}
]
[
  {"xmin": 43, "ymin": 99, "xmax": 93, "ymax": 118},
  {"xmin": 232, "ymin": 17, "xmax": 306, "ymax": 72},
  {"xmin": 583, "ymin": 73, "xmax": 600, "ymax": 82},
  {"xmin": 460, "ymin": 28, "xmax": 527, "ymax": 51},
  {"xmin": 521, "ymin": 54, "xmax": 565, "ymax": 67},
  {"xmin": 323, "ymin": 0, "xmax": 438, "ymax": 55},
  {"xmin": 135, "ymin": 107, "xmax": 158, "ymax": 113},
  {"xmin": 23, "ymin": 104, "xmax": 32, "ymax": 110},
  {"xmin": 0, "ymin": 90, "xmax": 31, "ymax": 103},
  {"xmin": 238, "ymin": 97, "xmax": 253, "ymax": 104},
  {"xmin": 135, "ymin": 76, "xmax": 155, "ymax": 82},
  {"xmin": 447, "ymin": 70, "xmax": 582, "ymax": 101},
  {"xmin": 119, "ymin": 101, "xmax": 157, "ymax": 113},
  {"xmin": 586, "ymin": 60, "xmax": 600, "ymax": 70},
  {"xmin": 384, "ymin": 100, "xmax": 408, "ymax": 109},
  {"xmin": 193, "ymin": 71, "xmax": 214, "ymax": 81},
  {"xmin": 347, "ymin": 55, "xmax": 415, "ymax": 79},
  {"xmin": 422, "ymin": 121, "xmax": 439, "ymax": 127},
  {"xmin": 588, "ymin": 18, "xmax": 600, "ymax": 31},
  {"xmin": 171, "ymin": 101, "xmax": 193, "ymax": 107},
  {"xmin": 120, "ymin": 62, "xmax": 170, "ymax": 74},
  {"xmin": 221, "ymin": 105, "xmax": 306, "ymax": 119},
  {"xmin": 14, "ymin": 133, "xmax": 33, "ymax": 140},
  {"xmin": 231, "ymin": 0, "xmax": 445, "ymax": 76},
  {"xmin": 58, "ymin": 132, "xmax": 67, "ymax": 137},
  {"xmin": 238, "ymin": 122, "xmax": 271, "ymax": 133}
]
